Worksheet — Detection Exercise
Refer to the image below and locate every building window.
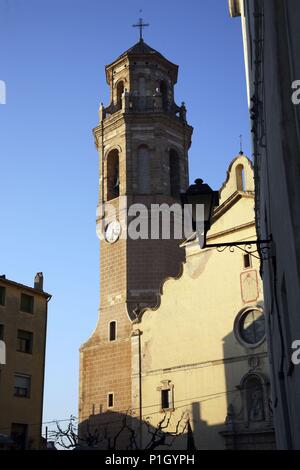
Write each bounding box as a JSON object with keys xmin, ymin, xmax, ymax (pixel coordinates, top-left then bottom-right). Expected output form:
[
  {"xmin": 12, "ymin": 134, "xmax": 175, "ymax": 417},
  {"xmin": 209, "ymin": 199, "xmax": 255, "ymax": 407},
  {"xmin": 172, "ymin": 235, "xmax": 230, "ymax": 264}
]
[
  {"xmin": 169, "ymin": 149, "xmax": 180, "ymax": 197},
  {"xmin": 108, "ymin": 393, "xmax": 114, "ymax": 408},
  {"xmin": 0, "ymin": 286, "xmax": 5, "ymax": 306},
  {"xmin": 160, "ymin": 80, "xmax": 168, "ymax": 110},
  {"xmin": 0, "ymin": 324, "xmax": 4, "ymax": 341},
  {"xmin": 109, "ymin": 321, "xmax": 116, "ymax": 341},
  {"xmin": 20, "ymin": 293, "xmax": 34, "ymax": 314},
  {"xmin": 157, "ymin": 380, "xmax": 174, "ymax": 412},
  {"xmin": 11, "ymin": 423, "xmax": 28, "ymax": 450},
  {"xmin": 17, "ymin": 330, "xmax": 33, "ymax": 354},
  {"xmin": 240, "ymin": 310, "xmax": 265, "ymax": 345},
  {"xmin": 116, "ymin": 80, "xmax": 124, "ymax": 109},
  {"xmin": 243, "ymin": 253, "xmax": 252, "ymax": 269},
  {"xmin": 14, "ymin": 374, "xmax": 31, "ymax": 398},
  {"xmin": 161, "ymin": 389, "xmax": 170, "ymax": 409},
  {"xmin": 234, "ymin": 307, "xmax": 266, "ymax": 348},
  {"xmin": 107, "ymin": 149, "xmax": 120, "ymax": 201}
]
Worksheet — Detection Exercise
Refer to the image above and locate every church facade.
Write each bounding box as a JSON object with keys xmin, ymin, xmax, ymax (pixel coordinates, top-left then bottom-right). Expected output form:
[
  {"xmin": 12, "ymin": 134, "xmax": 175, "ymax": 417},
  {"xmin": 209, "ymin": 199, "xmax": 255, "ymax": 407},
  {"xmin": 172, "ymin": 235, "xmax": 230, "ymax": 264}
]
[
  {"xmin": 79, "ymin": 37, "xmax": 275, "ymax": 449},
  {"xmin": 132, "ymin": 155, "xmax": 275, "ymax": 450}
]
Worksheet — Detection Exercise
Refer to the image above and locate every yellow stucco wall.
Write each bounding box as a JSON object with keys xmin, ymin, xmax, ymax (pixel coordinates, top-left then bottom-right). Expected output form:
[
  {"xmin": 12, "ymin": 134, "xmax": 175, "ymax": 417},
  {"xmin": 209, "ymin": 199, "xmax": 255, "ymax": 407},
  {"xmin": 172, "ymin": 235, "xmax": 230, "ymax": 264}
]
[{"xmin": 132, "ymin": 155, "xmax": 271, "ymax": 450}]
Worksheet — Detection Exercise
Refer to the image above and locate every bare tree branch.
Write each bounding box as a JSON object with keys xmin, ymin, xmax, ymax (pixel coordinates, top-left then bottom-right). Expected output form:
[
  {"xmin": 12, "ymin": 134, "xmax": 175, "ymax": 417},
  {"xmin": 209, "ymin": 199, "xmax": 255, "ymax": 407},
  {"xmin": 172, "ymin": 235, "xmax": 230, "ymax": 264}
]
[{"xmin": 49, "ymin": 410, "xmax": 190, "ymax": 450}]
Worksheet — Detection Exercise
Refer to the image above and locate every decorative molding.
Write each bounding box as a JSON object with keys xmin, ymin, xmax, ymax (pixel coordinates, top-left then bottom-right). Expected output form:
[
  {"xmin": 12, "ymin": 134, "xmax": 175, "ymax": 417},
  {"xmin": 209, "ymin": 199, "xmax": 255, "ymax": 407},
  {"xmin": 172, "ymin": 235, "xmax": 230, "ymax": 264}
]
[
  {"xmin": 213, "ymin": 190, "xmax": 254, "ymax": 222},
  {"xmin": 132, "ymin": 352, "xmax": 268, "ymax": 378},
  {"xmin": 104, "ymin": 144, "xmax": 123, "ymax": 159}
]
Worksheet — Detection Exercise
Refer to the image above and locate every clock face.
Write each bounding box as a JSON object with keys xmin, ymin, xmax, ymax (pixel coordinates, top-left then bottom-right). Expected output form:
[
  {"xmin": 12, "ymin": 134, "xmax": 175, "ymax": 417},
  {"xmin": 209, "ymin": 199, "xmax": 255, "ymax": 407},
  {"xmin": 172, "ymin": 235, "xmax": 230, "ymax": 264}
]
[{"xmin": 105, "ymin": 220, "xmax": 121, "ymax": 244}]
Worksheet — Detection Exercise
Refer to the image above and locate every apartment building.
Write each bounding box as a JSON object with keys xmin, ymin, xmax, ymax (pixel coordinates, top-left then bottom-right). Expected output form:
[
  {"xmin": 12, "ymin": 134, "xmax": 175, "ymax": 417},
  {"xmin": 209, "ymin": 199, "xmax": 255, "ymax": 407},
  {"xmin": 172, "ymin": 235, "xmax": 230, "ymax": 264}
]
[{"xmin": 0, "ymin": 273, "xmax": 51, "ymax": 449}]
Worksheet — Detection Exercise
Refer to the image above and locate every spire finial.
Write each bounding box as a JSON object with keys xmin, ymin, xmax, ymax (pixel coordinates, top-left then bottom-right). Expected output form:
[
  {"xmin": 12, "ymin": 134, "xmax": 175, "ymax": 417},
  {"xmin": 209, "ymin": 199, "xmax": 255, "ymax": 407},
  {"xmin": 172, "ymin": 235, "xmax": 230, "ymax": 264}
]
[
  {"xmin": 132, "ymin": 10, "xmax": 149, "ymax": 41},
  {"xmin": 239, "ymin": 134, "xmax": 244, "ymax": 155}
]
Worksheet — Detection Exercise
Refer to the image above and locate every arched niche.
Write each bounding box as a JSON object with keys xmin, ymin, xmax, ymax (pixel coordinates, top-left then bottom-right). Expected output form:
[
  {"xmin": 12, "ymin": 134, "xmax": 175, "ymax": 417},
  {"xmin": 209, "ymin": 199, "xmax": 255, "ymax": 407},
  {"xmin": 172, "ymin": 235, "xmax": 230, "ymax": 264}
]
[
  {"xmin": 245, "ymin": 375, "xmax": 265, "ymax": 422},
  {"xmin": 239, "ymin": 372, "xmax": 269, "ymax": 424},
  {"xmin": 236, "ymin": 163, "xmax": 246, "ymax": 191}
]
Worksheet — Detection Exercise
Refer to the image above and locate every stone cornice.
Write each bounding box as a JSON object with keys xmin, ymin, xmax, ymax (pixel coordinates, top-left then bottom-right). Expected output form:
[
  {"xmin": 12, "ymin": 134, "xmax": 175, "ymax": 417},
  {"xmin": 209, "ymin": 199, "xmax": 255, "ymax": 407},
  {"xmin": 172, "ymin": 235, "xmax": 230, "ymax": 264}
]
[
  {"xmin": 93, "ymin": 112, "xmax": 193, "ymax": 142},
  {"xmin": 132, "ymin": 351, "xmax": 268, "ymax": 378},
  {"xmin": 213, "ymin": 190, "xmax": 255, "ymax": 222}
]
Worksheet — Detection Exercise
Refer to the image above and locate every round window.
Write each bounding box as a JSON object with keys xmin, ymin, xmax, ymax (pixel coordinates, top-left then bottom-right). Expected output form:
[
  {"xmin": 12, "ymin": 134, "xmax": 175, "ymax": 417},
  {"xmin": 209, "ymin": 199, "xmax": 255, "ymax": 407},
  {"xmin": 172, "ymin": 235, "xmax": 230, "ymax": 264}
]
[{"xmin": 235, "ymin": 308, "xmax": 266, "ymax": 347}]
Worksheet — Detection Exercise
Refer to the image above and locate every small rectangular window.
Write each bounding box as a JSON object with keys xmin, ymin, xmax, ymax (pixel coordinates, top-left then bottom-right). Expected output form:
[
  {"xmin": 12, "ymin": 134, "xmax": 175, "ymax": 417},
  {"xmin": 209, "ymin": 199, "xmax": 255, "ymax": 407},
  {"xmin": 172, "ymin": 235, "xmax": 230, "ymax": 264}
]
[
  {"xmin": 17, "ymin": 330, "xmax": 33, "ymax": 354},
  {"xmin": 14, "ymin": 374, "xmax": 31, "ymax": 398},
  {"xmin": 243, "ymin": 254, "xmax": 251, "ymax": 269},
  {"xmin": 0, "ymin": 324, "xmax": 4, "ymax": 341},
  {"xmin": 20, "ymin": 294, "xmax": 34, "ymax": 314},
  {"xmin": 161, "ymin": 389, "xmax": 170, "ymax": 409},
  {"xmin": 0, "ymin": 286, "xmax": 5, "ymax": 306},
  {"xmin": 109, "ymin": 321, "xmax": 116, "ymax": 341},
  {"xmin": 108, "ymin": 393, "xmax": 114, "ymax": 408}
]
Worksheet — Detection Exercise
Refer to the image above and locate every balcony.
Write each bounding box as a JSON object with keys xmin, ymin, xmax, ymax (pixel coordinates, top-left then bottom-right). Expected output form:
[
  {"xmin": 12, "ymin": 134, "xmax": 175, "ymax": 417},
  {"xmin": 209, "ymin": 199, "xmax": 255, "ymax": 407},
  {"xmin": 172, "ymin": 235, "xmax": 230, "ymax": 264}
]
[{"xmin": 100, "ymin": 92, "xmax": 186, "ymax": 122}]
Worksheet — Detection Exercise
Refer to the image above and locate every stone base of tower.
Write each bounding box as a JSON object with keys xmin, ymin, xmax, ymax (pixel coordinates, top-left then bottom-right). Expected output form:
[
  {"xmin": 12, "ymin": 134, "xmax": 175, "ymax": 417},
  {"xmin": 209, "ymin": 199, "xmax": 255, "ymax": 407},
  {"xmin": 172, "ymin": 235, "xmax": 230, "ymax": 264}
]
[{"xmin": 78, "ymin": 303, "xmax": 133, "ymax": 445}]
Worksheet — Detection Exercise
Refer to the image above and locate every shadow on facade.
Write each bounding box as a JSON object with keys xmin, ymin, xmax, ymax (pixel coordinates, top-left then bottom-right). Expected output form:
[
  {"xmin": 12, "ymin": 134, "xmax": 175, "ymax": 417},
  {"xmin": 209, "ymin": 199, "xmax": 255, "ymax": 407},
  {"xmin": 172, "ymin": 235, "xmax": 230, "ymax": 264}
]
[
  {"xmin": 78, "ymin": 319, "xmax": 276, "ymax": 450},
  {"xmin": 220, "ymin": 321, "xmax": 276, "ymax": 450},
  {"xmin": 78, "ymin": 404, "xmax": 227, "ymax": 450},
  {"xmin": 190, "ymin": 402, "xmax": 225, "ymax": 450},
  {"xmin": 78, "ymin": 411, "xmax": 196, "ymax": 450}
]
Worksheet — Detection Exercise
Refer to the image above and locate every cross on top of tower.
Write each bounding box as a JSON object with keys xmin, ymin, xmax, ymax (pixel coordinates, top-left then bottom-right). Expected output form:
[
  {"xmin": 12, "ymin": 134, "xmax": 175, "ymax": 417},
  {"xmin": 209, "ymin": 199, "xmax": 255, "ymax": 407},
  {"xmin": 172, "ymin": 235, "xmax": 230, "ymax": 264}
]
[
  {"xmin": 132, "ymin": 11, "xmax": 149, "ymax": 41},
  {"xmin": 239, "ymin": 134, "xmax": 244, "ymax": 155}
]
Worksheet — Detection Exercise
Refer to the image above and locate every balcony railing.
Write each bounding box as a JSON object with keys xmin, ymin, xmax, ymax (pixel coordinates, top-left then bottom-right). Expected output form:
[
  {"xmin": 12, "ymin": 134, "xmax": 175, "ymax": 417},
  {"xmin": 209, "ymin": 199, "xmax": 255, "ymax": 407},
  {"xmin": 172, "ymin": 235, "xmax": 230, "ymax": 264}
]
[{"xmin": 100, "ymin": 93, "xmax": 186, "ymax": 122}]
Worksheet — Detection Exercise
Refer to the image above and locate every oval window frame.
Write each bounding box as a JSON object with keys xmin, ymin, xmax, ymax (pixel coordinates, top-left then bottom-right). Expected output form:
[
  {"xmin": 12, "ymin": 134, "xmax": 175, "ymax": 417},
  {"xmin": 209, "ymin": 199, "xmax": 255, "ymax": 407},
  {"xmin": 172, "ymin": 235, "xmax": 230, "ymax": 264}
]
[{"xmin": 234, "ymin": 306, "xmax": 266, "ymax": 348}]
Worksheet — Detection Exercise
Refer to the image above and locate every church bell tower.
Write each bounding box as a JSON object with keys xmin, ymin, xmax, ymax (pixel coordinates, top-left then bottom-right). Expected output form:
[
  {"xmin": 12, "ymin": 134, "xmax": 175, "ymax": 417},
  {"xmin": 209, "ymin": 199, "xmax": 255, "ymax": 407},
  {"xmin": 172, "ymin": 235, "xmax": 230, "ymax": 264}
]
[{"xmin": 79, "ymin": 33, "xmax": 193, "ymax": 426}]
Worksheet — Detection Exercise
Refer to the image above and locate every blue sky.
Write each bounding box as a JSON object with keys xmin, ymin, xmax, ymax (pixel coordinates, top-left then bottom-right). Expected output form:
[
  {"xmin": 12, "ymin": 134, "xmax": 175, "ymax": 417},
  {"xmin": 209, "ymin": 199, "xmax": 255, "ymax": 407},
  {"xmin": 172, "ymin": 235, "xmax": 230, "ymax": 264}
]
[{"xmin": 0, "ymin": 0, "xmax": 249, "ymax": 429}]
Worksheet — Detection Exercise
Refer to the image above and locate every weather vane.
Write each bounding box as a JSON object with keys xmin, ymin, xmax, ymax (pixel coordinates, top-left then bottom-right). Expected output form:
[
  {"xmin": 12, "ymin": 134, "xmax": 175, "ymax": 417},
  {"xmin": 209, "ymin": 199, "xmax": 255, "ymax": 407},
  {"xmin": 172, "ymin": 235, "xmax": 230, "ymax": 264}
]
[{"xmin": 132, "ymin": 10, "xmax": 149, "ymax": 41}]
